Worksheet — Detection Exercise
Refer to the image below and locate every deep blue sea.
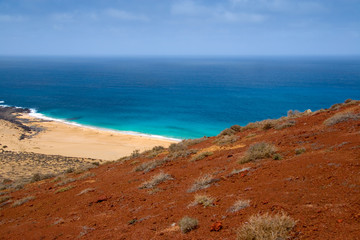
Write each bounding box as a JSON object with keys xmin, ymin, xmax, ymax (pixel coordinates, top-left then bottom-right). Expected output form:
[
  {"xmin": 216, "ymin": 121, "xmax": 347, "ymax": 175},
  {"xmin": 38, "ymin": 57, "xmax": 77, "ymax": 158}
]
[{"xmin": 0, "ymin": 56, "xmax": 359, "ymax": 139}]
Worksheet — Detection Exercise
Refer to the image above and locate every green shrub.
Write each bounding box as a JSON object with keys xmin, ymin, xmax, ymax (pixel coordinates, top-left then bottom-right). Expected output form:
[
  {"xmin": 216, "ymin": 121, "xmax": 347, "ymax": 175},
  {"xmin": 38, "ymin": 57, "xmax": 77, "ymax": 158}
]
[{"xmin": 178, "ymin": 216, "xmax": 198, "ymax": 233}]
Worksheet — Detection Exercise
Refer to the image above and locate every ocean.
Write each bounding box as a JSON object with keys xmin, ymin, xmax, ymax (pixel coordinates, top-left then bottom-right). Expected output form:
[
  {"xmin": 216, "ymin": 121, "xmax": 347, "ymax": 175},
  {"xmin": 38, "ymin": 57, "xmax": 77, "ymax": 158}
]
[{"xmin": 0, "ymin": 56, "xmax": 359, "ymax": 139}]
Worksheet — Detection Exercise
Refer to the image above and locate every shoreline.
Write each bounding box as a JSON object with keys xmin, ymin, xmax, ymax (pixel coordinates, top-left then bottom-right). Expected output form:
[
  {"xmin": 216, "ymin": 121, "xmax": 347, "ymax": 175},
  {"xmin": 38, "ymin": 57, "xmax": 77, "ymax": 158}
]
[
  {"xmin": 0, "ymin": 105, "xmax": 178, "ymax": 161},
  {"xmin": 1, "ymin": 103, "xmax": 182, "ymax": 142}
]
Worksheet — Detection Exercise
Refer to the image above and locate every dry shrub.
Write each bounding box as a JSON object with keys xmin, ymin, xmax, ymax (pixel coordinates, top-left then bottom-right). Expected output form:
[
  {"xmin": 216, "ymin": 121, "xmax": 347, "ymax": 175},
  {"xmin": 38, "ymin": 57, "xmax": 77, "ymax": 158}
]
[
  {"xmin": 134, "ymin": 158, "xmax": 168, "ymax": 172},
  {"xmin": 188, "ymin": 174, "xmax": 215, "ymax": 193},
  {"xmin": 168, "ymin": 140, "xmax": 199, "ymax": 159},
  {"xmin": 295, "ymin": 148, "xmax": 306, "ymax": 155},
  {"xmin": 323, "ymin": 112, "xmax": 360, "ymax": 126},
  {"xmin": 228, "ymin": 199, "xmax": 250, "ymax": 212},
  {"xmin": 31, "ymin": 173, "xmax": 56, "ymax": 183},
  {"xmin": 77, "ymin": 188, "xmax": 95, "ymax": 196},
  {"xmin": 0, "ymin": 196, "xmax": 11, "ymax": 204},
  {"xmin": 12, "ymin": 196, "xmax": 35, "ymax": 207},
  {"xmin": 55, "ymin": 177, "xmax": 76, "ymax": 187},
  {"xmin": 214, "ymin": 135, "xmax": 239, "ymax": 145},
  {"xmin": 237, "ymin": 212, "xmax": 296, "ymax": 240},
  {"xmin": 274, "ymin": 120, "xmax": 296, "ymax": 130},
  {"xmin": 77, "ymin": 172, "xmax": 96, "ymax": 180},
  {"xmin": 192, "ymin": 194, "xmax": 215, "ymax": 208},
  {"xmin": 178, "ymin": 216, "xmax": 198, "ymax": 233},
  {"xmin": 190, "ymin": 151, "xmax": 213, "ymax": 162},
  {"xmin": 55, "ymin": 186, "xmax": 74, "ymax": 193},
  {"xmin": 218, "ymin": 125, "xmax": 242, "ymax": 136},
  {"xmin": 239, "ymin": 142, "xmax": 276, "ymax": 164},
  {"xmin": 139, "ymin": 172, "xmax": 173, "ymax": 189}
]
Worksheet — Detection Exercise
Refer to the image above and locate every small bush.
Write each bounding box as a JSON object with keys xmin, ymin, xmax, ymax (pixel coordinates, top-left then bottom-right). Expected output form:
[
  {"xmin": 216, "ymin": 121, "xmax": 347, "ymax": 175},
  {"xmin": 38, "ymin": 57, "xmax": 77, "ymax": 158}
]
[
  {"xmin": 55, "ymin": 178, "xmax": 76, "ymax": 187},
  {"xmin": 55, "ymin": 186, "xmax": 74, "ymax": 194},
  {"xmin": 323, "ymin": 112, "xmax": 360, "ymax": 126},
  {"xmin": 274, "ymin": 120, "xmax": 296, "ymax": 130},
  {"xmin": 192, "ymin": 194, "xmax": 215, "ymax": 208},
  {"xmin": 287, "ymin": 110, "xmax": 301, "ymax": 117},
  {"xmin": 31, "ymin": 173, "xmax": 56, "ymax": 182},
  {"xmin": 272, "ymin": 153, "xmax": 282, "ymax": 160},
  {"xmin": 130, "ymin": 149, "xmax": 141, "ymax": 159},
  {"xmin": 188, "ymin": 174, "xmax": 215, "ymax": 193},
  {"xmin": 0, "ymin": 196, "xmax": 11, "ymax": 204},
  {"xmin": 134, "ymin": 158, "xmax": 168, "ymax": 172},
  {"xmin": 239, "ymin": 142, "xmax": 276, "ymax": 164},
  {"xmin": 295, "ymin": 148, "xmax": 306, "ymax": 155},
  {"xmin": 178, "ymin": 216, "xmax": 198, "ymax": 233},
  {"xmin": 237, "ymin": 212, "xmax": 296, "ymax": 240},
  {"xmin": 215, "ymin": 135, "xmax": 239, "ymax": 145},
  {"xmin": 139, "ymin": 172, "xmax": 173, "ymax": 189},
  {"xmin": 12, "ymin": 196, "xmax": 35, "ymax": 207},
  {"xmin": 262, "ymin": 122, "xmax": 274, "ymax": 130},
  {"xmin": 228, "ymin": 199, "xmax": 250, "ymax": 212},
  {"xmin": 190, "ymin": 151, "xmax": 213, "ymax": 162},
  {"xmin": 77, "ymin": 172, "xmax": 96, "ymax": 180}
]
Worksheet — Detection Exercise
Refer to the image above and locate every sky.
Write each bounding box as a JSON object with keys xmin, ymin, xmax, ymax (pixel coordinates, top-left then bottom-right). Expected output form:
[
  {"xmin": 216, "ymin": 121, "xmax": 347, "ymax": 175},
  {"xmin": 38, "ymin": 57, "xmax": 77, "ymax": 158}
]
[{"xmin": 0, "ymin": 0, "xmax": 360, "ymax": 56}]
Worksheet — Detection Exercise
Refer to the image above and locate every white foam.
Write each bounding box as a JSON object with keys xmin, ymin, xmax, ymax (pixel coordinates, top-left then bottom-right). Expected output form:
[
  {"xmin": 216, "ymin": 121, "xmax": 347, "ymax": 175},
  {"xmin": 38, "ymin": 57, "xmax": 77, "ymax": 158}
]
[
  {"xmin": 27, "ymin": 108, "xmax": 181, "ymax": 142},
  {"xmin": 0, "ymin": 101, "xmax": 4, "ymax": 104}
]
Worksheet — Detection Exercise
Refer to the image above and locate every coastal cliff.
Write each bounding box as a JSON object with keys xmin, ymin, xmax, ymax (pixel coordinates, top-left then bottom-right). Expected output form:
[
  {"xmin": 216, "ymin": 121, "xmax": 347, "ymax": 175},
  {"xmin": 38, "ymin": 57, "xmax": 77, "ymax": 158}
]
[{"xmin": 0, "ymin": 100, "xmax": 360, "ymax": 239}]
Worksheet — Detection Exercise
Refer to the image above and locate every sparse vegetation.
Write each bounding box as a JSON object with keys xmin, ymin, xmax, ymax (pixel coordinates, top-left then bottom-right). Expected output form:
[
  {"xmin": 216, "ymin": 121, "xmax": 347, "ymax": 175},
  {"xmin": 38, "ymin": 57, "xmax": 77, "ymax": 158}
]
[
  {"xmin": 272, "ymin": 153, "xmax": 282, "ymax": 160},
  {"xmin": 295, "ymin": 148, "xmax": 306, "ymax": 155},
  {"xmin": 274, "ymin": 120, "xmax": 296, "ymax": 130},
  {"xmin": 190, "ymin": 151, "xmax": 213, "ymax": 162},
  {"xmin": 219, "ymin": 124, "xmax": 242, "ymax": 136},
  {"xmin": 77, "ymin": 188, "xmax": 95, "ymax": 196},
  {"xmin": 31, "ymin": 173, "xmax": 56, "ymax": 182},
  {"xmin": 55, "ymin": 177, "xmax": 76, "ymax": 187},
  {"xmin": 0, "ymin": 196, "xmax": 11, "ymax": 204},
  {"xmin": 178, "ymin": 216, "xmax": 198, "ymax": 233},
  {"xmin": 139, "ymin": 172, "xmax": 173, "ymax": 189},
  {"xmin": 237, "ymin": 212, "xmax": 296, "ymax": 240},
  {"xmin": 55, "ymin": 186, "xmax": 74, "ymax": 193},
  {"xmin": 77, "ymin": 172, "xmax": 96, "ymax": 180},
  {"xmin": 188, "ymin": 174, "xmax": 215, "ymax": 193},
  {"xmin": 214, "ymin": 135, "xmax": 239, "ymax": 145},
  {"xmin": 134, "ymin": 158, "xmax": 168, "ymax": 172},
  {"xmin": 130, "ymin": 149, "xmax": 141, "ymax": 159},
  {"xmin": 228, "ymin": 199, "xmax": 250, "ymax": 212},
  {"xmin": 228, "ymin": 167, "xmax": 251, "ymax": 177},
  {"xmin": 287, "ymin": 110, "xmax": 301, "ymax": 117},
  {"xmin": 323, "ymin": 112, "xmax": 360, "ymax": 126},
  {"xmin": 12, "ymin": 196, "xmax": 35, "ymax": 207},
  {"xmin": 192, "ymin": 194, "xmax": 215, "ymax": 207},
  {"xmin": 239, "ymin": 142, "xmax": 276, "ymax": 164}
]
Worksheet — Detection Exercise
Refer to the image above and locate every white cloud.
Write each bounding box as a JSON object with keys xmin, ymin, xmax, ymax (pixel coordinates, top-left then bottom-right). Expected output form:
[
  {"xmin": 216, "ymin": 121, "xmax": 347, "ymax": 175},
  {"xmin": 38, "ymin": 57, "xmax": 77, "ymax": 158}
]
[
  {"xmin": 0, "ymin": 14, "xmax": 24, "ymax": 22},
  {"xmin": 104, "ymin": 8, "xmax": 149, "ymax": 21},
  {"xmin": 171, "ymin": 1, "xmax": 265, "ymax": 23},
  {"xmin": 51, "ymin": 13, "xmax": 74, "ymax": 22}
]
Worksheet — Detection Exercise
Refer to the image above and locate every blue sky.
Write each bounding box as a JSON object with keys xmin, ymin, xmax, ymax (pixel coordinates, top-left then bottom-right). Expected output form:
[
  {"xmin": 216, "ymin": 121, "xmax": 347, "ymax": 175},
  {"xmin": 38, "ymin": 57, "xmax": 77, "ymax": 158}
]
[{"xmin": 0, "ymin": 0, "xmax": 359, "ymax": 56}]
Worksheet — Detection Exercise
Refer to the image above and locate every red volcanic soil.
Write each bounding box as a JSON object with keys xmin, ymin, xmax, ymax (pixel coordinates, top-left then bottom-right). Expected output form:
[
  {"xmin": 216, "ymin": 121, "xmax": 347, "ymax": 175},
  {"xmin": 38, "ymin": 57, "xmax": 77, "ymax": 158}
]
[{"xmin": 1, "ymin": 101, "xmax": 360, "ymax": 240}]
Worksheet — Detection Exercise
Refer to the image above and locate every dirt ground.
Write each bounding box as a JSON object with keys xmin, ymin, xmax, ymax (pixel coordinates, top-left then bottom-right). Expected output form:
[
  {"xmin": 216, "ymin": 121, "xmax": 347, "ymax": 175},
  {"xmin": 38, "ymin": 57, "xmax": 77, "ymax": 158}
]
[{"xmin": 0, "ymin": 101, "xmax": 359, "ymax": 239}]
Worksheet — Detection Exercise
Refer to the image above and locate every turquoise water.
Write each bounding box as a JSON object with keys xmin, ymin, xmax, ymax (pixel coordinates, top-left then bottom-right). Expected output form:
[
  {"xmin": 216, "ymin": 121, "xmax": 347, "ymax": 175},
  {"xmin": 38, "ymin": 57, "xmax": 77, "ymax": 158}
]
[{"xmin": 0, "ymin": 56, "xmax": 359, "ymax": 139}]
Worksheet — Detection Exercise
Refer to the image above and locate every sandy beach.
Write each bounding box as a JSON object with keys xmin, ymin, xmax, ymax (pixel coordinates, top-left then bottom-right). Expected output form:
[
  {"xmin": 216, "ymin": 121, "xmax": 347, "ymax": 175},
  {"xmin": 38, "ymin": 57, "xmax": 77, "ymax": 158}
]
[{"xmin": 0, "ymin": 111, "xmax": 178, "ymax": 161}]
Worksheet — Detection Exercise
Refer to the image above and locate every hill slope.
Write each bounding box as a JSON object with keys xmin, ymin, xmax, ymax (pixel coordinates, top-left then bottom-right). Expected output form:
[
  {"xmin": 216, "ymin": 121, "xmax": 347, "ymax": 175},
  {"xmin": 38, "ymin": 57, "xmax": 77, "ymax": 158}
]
[{"xmin": 1, "ymin": 100, "xmax": 360, "ymax": 239}]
